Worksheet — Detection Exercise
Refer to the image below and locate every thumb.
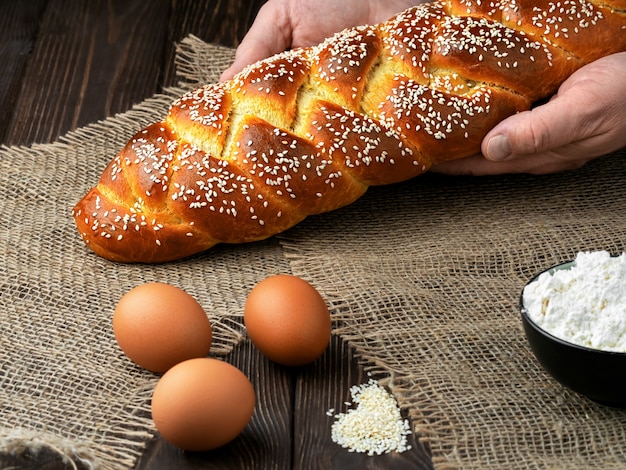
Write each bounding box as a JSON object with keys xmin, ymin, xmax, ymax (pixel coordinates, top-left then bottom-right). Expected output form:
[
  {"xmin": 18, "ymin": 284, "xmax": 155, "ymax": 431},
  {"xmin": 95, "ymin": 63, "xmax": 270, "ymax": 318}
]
[
  {"xmin": 220, "ymin": 4, "xmax": 291, "ymax": 81},
  {"xmin": 482, "ymin": 92, "xmax": 584, "ymax": 161}
]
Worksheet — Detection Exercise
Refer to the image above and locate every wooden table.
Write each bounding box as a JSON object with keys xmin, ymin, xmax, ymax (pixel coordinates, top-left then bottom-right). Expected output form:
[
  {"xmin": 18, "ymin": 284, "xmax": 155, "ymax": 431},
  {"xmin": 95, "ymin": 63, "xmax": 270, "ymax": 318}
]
[{"xmin": 0, "ymin": 1, "xmax": 433, "ymax": 468}]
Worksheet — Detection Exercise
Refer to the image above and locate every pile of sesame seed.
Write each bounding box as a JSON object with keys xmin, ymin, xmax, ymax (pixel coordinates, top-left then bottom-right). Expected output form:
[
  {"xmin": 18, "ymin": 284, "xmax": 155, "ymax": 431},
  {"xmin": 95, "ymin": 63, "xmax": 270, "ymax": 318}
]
[{"xmin": 328, "ymin": 379, "xmax": 412, "ymax": 456}]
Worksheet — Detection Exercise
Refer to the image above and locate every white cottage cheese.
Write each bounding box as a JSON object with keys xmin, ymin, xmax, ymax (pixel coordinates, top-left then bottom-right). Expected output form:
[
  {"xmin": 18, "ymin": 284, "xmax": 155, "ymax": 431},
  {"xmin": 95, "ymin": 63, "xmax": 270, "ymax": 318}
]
[{"xmin": 523, "ymin": 251, "xmax": 626, "ymax": 352}]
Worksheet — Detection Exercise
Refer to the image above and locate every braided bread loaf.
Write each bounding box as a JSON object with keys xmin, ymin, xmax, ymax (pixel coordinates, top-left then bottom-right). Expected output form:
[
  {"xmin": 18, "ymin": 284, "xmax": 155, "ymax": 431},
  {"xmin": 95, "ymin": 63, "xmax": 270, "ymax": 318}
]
[{"xmin": 73, "ymin": 0, "xmax": 626, "ymax": 263}]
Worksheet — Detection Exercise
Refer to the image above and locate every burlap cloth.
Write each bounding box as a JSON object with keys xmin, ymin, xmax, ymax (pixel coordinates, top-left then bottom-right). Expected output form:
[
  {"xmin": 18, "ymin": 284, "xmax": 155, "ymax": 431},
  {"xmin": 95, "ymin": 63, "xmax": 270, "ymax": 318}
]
[{"xmin": 1, "ymin": 36, "xmax": 625, "ymax": 469}]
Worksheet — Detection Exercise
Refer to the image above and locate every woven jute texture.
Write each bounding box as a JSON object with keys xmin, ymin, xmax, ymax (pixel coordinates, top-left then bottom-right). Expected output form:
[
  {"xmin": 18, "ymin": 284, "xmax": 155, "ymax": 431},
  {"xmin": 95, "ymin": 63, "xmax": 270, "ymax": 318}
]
[{"xmin": 1, "ymin": 36, "xmax": 626, "ymax": 469}]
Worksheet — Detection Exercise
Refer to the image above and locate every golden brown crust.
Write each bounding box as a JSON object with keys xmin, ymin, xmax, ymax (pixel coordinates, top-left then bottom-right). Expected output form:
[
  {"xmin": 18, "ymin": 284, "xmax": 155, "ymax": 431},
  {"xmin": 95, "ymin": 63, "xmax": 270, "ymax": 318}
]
[{"xmin": 73, "ymin": 0, "xmax": 626, "ymax": 263}]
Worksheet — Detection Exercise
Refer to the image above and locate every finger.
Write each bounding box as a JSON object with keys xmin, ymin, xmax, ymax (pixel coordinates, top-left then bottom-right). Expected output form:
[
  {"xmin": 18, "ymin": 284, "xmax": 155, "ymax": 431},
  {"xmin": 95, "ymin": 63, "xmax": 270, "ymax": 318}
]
[
  {"xmin": 220, "ymin": 3, "xmax": 292, "ymax": 81},
  {"xmin": 481, "ymin": 92, "xmax": 588, "ymax": 161}
]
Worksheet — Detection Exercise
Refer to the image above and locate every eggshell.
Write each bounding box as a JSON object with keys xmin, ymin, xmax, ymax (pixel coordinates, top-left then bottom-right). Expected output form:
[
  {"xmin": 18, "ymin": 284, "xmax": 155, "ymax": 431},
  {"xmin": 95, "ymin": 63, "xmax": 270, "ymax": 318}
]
[
  {"xmin": 244, "ymin": 274, "xmax": 331, "ymax": 366},
  {"xmin": 151, "ymin": 358, "xmax": 255, "ymax": 451},
  {"xmin": 113, "ymin": 282, "xmax": 212, "ymax": 373}
]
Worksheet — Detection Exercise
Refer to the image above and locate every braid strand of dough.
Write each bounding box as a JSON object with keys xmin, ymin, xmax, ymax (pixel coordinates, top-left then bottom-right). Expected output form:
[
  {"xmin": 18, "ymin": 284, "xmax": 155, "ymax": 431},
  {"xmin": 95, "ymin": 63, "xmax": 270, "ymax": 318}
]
[{"xmin": 73, "ymin": 0, "xmax": 626, "ymax": 263}]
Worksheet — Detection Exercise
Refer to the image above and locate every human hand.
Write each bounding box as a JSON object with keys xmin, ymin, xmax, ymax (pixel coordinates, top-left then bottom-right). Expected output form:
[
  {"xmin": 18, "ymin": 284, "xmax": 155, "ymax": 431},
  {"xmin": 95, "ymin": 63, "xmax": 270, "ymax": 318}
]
[
  {"xmin": 220, "ymin": 0, "xmax": 424, "ymax": 81},
  {"xmin": 432, "ymin": 52, "xmax": 626, "ymax": 176}
]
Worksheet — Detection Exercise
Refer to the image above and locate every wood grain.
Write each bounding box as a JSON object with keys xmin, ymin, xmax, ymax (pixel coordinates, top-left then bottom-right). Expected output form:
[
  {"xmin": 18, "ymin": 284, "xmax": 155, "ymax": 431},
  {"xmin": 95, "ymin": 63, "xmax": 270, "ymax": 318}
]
[
  {"xmin": 0, "ymin": 0, "xmax": 48, "ymax": 144},
  {"xmin": 162, "ymin": 0, "xmax": 265, "ymax": 88},
  {"xmin": 135, "ymin": 337, "xmax": 434, "ymax": 470},
  {"xmin": 136, "ymin": 340, "xmax": 295, "ymax": 469},
  {"xmin": 1, "ymin": 0, "xmax": 265, "ymax": 147},
  {"xmin": 5, "ymin": 0, "xmax": 170, "ymax": 146},
  {"xmin": 293, "ymin": 337, "xmax": 433, "ymax": 470}
]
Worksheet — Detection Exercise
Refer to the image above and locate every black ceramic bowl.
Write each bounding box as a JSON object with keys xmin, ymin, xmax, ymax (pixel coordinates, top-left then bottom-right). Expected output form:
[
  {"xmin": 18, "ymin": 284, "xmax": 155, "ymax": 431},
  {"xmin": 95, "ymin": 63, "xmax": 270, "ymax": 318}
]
[{"xmin": 520, "ymin": 261, "xmax": 626, "ymax": 408}]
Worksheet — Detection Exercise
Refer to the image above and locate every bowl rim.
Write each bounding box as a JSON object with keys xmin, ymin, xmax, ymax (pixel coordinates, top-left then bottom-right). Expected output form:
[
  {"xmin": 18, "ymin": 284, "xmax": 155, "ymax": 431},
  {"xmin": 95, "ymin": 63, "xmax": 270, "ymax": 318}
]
[{"xmin": 520, "ymin": 258, "xmax": 626, "ymax": 357}]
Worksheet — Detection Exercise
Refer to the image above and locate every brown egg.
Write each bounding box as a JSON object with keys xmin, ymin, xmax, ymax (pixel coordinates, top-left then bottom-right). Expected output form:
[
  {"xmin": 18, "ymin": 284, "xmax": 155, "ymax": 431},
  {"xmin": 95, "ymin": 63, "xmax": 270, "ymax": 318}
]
[
  {"xmin": 151, "ymin": 358, "xmax": 255, "ymax": 451},
  {"xmin": 113, "ymin": 282, "xmax": 212, "ymax": 373},
  {"xmin": 244, "ymin": 274, "xmax": 331, "ymax": 366}
]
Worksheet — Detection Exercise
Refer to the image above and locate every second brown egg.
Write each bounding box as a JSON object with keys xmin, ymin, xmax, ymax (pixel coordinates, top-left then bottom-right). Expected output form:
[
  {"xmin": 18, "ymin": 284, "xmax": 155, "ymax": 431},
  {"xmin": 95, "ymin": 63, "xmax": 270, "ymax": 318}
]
[{"xmin": 244, "ymin": 274, "xmax": 331, "ymax": 366}]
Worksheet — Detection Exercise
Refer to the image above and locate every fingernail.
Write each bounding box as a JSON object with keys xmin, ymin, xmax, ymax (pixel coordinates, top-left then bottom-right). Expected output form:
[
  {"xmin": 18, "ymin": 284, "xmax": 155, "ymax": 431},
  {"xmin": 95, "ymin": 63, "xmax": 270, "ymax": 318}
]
[{"xmin": 487, "ymin": 135, "xmax": 512, "ymax": 161}]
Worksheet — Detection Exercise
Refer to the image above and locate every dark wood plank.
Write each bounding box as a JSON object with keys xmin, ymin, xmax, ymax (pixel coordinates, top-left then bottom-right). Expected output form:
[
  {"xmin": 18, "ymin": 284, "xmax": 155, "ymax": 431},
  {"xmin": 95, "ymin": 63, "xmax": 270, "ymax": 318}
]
[
  {"xmin": 137, "ymin": 336, "xmax": 434, "ymax": 469},
  {"xmin": 136, "ymin": 339, "xmax": 294, "ymax": 469},
  {"xmin": 2, "ymin": 0, "xmax": 267, "ymax": 147},
  {"xmin": 162, "ymin": 0, "xmax": 267, "ymax": 88},
  {"xmin": 294, "ymin": 336, "xmax": 434, "ymax": 470},
  {"xmin": 5, "ymin": 0, "xmax": 170, "ymax": 146},
  {"xmin": 0, "ymin": 0, "xmax": 48, "ymax": 144}
]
